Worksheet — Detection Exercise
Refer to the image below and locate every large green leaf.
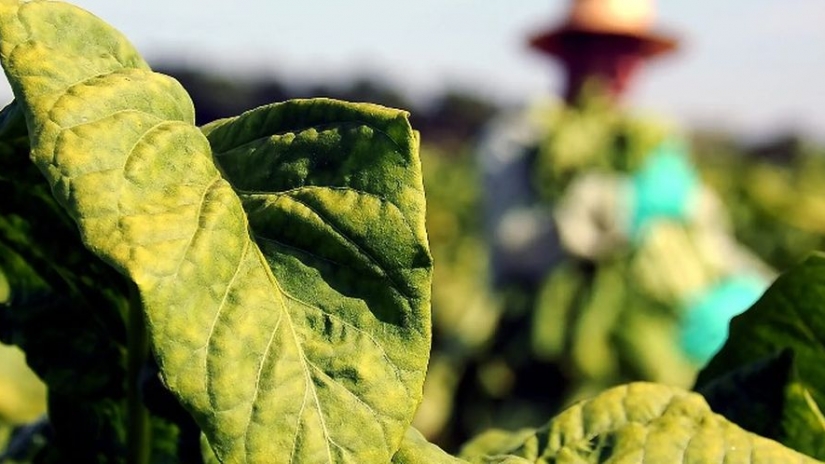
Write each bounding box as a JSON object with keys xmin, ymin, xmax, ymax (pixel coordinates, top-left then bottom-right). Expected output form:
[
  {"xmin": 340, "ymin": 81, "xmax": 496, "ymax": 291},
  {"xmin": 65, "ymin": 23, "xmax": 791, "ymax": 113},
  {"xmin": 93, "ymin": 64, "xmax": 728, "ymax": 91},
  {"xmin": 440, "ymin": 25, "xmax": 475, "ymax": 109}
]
[
  {"xmin": 199, "ymin": 98, "xmax": 432, "ymax": 462},
  {"xmin": 458, "ymin": 382, "xmax": 821, "ymax": 464},
  {"xmin": 697, "ymin": 253, "xmax": 825, "ymax": 459},
  {"xmin": 0, "ymin": 1, "xmax": 432, "ymax": 462}
]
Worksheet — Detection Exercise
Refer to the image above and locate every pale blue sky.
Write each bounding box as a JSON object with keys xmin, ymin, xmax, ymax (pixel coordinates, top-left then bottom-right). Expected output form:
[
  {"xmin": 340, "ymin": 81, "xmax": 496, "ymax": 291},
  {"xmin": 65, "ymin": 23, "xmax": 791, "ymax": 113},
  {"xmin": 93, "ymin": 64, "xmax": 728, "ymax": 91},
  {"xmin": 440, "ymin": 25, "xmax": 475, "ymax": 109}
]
[{"xmin": 2, "ymin": 1, "xmax": 824, "ymax": 140}]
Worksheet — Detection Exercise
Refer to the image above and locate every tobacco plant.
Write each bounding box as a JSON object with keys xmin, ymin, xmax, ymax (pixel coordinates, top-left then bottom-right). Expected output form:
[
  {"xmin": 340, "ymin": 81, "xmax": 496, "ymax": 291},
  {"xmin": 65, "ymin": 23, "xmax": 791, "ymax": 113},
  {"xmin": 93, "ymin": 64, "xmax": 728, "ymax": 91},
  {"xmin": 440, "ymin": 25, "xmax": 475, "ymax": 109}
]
[{"xmin": 0, "ymin": 1, "xmax": 824, "ymax": 463}]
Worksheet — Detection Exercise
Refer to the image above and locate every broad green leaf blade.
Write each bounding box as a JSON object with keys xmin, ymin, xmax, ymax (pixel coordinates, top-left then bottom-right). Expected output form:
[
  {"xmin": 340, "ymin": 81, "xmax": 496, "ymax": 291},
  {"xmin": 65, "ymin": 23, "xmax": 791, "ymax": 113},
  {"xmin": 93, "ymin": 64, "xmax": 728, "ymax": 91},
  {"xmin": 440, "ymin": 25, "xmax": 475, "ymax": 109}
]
[
  {"xmin": 201, "ymin": 99, "xmax": 433, "ymax": 462},
  {"xmin": 459, "ymin": 383, "xmax": 821, "ymax": 464},
  {"xmin": 201, "ymin": 99, "xmax": 431, "ymax": 333},
  {"xmin": 391, "ymin": 428, "xmax": 466, "ymax": 464},
  {"xmin": 0, "ymin": 2, "xmax": 432, "ymax": 463},
  {"xmin": 697, "ymin": 253, "xmax": 825, "ymax": 459}
]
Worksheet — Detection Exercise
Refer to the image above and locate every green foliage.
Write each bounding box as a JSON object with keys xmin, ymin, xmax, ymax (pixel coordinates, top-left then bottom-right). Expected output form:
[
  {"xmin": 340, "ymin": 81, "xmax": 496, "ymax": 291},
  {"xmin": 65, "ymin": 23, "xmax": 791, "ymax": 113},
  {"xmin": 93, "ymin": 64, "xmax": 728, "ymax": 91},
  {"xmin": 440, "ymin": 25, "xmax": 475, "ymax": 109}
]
[
  {"xmin": 431, "ymin": 95, "xmax": 699, "ymax": 446},
  {"xmin": 694, "ymin": 134, "xmax": 825, "ymax": 271},
  {"xmin": 198, "ymin": 100, "xmax": 432, "ymax": 463},
  {"xmin": 697, "ymin": 253, "xmax": 825, "ymax": 459},
  {"xmin": 0, "ymin": 1, "xmax": 823, "ymax": 463},
  {"xmin": 0, "ymin": 1, "xmax": 432, "ymax": 462}
]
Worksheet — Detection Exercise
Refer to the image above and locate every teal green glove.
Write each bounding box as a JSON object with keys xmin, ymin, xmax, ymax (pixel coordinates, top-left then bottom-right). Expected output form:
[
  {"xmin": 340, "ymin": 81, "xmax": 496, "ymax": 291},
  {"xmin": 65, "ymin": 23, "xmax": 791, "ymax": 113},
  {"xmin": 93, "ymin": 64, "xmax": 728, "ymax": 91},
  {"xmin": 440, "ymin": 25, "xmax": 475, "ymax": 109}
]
[
  {"xmin": 679, "ymin": 275, "xmax": 768, "ymax": 365},
  {"xmin": 628, "ymin": 138, "xmax": 699, "ymax": 240}
]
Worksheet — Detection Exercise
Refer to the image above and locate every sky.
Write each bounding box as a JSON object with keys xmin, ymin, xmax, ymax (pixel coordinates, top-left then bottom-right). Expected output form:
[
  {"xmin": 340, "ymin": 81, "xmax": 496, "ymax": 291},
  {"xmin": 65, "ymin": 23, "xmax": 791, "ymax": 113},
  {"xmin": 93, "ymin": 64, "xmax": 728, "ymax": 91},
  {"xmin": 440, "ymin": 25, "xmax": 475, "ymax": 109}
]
[{"xmin": 1, "ymin": 1, "xmax": 824, "ymax": 141}]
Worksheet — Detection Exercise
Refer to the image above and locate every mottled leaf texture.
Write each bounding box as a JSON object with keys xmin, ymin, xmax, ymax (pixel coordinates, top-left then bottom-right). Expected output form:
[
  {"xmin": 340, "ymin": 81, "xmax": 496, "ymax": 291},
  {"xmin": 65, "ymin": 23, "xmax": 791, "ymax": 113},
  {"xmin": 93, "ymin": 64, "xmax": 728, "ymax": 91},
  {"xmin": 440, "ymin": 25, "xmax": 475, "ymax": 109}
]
[
  {"xmin": 0, "ymin": 1, "xmax": 432, "ymax": 463},
  {"xmin": 697, "ymin": 253, "xmax": 825, "ymax": 459},
  {"xmin": 458, "ymin": 383, "xmax": 822, "ymax": 464}
]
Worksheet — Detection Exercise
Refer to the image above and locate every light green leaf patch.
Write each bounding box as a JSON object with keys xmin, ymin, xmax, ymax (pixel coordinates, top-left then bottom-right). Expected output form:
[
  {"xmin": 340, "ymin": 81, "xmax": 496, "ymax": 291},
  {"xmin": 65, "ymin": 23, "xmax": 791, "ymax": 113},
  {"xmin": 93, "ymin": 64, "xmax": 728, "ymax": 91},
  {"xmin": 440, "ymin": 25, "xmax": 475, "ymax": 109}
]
[
  {"xmin": 0, "ymin": 1, "xmax": 432, "ymax": 463},
  {"xmin": 458, "ymin": 382, "xmax": 821, "ymax": 464},
  {"xmin": 391, "ymin": 428, "xmax": 466, "ymax": 464},
  {"xmin": 0, "ymin": 342, "xmax": 46, "ymax": 424},
  {"xmin": 0, "ymin": 266, "xmax": 8, "ymax": 304}
]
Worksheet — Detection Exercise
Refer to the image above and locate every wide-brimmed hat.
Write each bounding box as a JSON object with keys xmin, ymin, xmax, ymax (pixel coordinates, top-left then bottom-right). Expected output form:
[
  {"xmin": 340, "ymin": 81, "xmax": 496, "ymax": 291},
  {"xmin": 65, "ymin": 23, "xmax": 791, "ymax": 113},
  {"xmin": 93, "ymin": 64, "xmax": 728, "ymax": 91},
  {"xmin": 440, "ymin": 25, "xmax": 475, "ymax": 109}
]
[{"xmin": 529, "ymin": 0, "xmax": 679, "ymax": 58}]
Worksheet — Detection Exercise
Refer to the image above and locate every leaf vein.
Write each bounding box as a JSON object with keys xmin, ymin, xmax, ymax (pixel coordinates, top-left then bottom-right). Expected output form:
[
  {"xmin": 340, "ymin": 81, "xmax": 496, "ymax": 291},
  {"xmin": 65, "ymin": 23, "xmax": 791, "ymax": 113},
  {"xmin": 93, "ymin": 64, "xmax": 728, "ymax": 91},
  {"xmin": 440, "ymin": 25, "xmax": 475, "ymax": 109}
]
[
  {"xmin": 242, "ymin": 185, "xmax": 418, "ymax": 240},
  {"xmin": 304, "ymin": 357, "xmax": 392, "ymax": 450},
  {"xmin": 203, "ymin": 239, "xmax": 251, "ymax": 409},
  {"xmin": 287, "ymin": 387, "xmax": 311, "ymax": 464},
  {"xmin": 283, "ymin": 289, "xmax": 407, "ymax": 382},
  {"xmin": 251, "ymin": 244, "xmax": 335, "ymax": 463},
  {"xmin": 241, "ymin": 287, "xmax": 285, "ymax": 461},
  {"xmin": 169, "ymin": 175, "xmax": 223, "ymax": 279}
]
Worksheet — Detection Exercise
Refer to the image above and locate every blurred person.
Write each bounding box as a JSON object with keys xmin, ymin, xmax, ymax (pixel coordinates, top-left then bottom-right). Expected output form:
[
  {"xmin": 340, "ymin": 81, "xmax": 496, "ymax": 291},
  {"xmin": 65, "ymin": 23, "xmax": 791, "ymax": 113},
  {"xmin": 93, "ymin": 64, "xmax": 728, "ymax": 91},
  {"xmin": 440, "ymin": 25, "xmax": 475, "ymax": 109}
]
[
  {"xmin": 430, "ymin": 0, "xmax": 775, "ymax": 449},
  {"xmin": 485, "ymin": 0, "xmax": 680, "ymax": 288}
]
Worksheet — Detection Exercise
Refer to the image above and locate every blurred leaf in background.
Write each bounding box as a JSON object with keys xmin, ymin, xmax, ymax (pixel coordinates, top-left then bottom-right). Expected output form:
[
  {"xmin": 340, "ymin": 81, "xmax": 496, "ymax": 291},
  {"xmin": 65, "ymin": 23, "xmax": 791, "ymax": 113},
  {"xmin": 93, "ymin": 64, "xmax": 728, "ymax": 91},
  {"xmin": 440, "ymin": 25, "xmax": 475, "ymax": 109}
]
[
  {"xmin": 0, "ymin": 343, "xmax": 46, "ymax": 454},
  {"xmin": 694, "ymin": 132, "xmax": 825, "ymax": 272},
  {"xmin": 412, "ymin": 142, "xmax": 503, "ymax": 442}
]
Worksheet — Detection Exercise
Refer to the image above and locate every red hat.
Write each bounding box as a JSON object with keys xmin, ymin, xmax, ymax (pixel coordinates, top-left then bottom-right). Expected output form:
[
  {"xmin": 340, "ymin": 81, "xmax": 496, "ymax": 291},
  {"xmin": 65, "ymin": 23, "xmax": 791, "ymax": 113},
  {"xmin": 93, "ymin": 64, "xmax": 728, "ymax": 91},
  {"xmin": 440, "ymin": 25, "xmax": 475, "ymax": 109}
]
[{"xmin": 529, "ymin": 0, "xmax": 679, "ymax": 58}]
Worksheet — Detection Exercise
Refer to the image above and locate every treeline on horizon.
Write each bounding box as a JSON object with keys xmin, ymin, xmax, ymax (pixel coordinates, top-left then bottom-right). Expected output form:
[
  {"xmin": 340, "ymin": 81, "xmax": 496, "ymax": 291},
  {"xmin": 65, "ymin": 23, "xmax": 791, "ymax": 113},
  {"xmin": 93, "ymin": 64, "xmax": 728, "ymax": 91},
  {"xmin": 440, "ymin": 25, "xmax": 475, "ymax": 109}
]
[
  {"xmin": 153, "ymin": 63, "xmax": 499, "ymax": 151},
  {"xmin": 154, "ymin": 62, "xmax": 817, "ymax": 164}
]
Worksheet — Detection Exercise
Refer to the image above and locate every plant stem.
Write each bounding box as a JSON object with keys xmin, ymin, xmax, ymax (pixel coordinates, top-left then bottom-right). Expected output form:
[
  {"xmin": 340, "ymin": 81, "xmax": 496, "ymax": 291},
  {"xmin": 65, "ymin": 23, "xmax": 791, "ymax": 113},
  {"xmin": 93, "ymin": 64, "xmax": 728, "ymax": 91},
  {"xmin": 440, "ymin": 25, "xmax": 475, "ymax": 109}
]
[{"xmin": 127, "ymin": 283, "xmax": 151, "ymax": 464}]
